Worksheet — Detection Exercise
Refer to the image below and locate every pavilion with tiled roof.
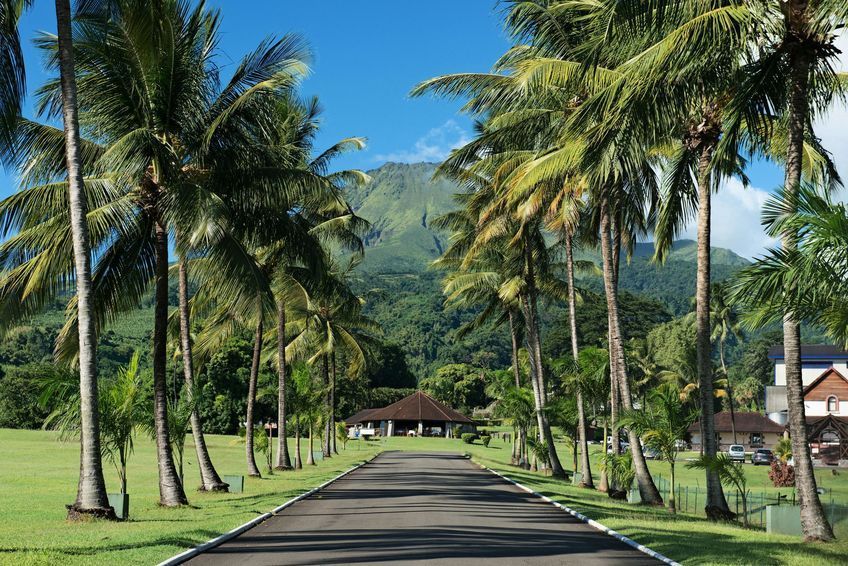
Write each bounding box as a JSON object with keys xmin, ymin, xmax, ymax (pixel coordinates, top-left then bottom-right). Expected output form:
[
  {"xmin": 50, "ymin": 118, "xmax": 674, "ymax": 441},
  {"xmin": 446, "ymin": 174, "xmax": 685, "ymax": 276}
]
[{"xmin": 345, "ymin": 390, "xmax": 474, "ymax": 437}]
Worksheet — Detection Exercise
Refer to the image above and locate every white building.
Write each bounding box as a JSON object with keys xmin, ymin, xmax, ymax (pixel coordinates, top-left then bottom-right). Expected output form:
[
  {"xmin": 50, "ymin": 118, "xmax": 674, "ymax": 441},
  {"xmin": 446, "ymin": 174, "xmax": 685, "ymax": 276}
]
[{"xmin": 766, "ymin": 345, "xmax": 848, "ymax": 418}]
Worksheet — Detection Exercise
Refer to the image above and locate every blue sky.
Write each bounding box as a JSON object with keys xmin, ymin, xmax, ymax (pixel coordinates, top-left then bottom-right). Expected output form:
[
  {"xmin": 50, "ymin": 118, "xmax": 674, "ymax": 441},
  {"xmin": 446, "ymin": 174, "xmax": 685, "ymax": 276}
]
[{"xmin": 5, "ymin": 0, "xmax": 841, "ymax": 259}]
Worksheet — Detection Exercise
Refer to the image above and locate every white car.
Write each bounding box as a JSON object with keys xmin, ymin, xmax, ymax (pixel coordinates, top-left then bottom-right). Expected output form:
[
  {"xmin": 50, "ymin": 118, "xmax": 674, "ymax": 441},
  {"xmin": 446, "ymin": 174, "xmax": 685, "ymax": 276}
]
[{"xmin": 727, "ymin": 444, "xmax": 746, "ymax": 463}]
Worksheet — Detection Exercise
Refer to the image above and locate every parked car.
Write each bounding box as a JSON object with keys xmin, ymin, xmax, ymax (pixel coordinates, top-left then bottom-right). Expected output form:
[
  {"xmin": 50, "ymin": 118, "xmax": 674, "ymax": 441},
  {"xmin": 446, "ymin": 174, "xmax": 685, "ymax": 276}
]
[
  {"xmin": 728, "ymin": 444, "xmax": 746, "ymax": 463},
  {"xmin": 752, "ymin": 449, "xmax": 775, "ymax": 466},
  {"xmin": 606, "ymin": 441, "xmax": 630, "ymax": 454},
  {"xmin": 643, "ymin": 447, "xmax": 661, "ymax": 460}
]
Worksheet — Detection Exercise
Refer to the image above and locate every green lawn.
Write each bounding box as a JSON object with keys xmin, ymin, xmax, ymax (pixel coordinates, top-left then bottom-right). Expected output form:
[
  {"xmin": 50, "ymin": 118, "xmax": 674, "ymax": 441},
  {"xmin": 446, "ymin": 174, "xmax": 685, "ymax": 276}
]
[
  {"xmin": 0, "ymin": 429, "xmax": 379, "ymax": 566},
  {"xmin": 1, "ymin": 428, "xmax": 847, "ymax": 565}
]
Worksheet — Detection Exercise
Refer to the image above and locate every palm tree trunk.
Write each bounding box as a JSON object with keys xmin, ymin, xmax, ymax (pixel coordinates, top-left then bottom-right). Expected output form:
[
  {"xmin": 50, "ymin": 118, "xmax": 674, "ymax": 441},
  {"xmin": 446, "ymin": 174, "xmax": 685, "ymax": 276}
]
[
  {"xmin": 275, "ymin": 301, "xmax": 292, "ymax": 470},
  {"xmin": 509, "ymin": 310, "xmax": 522, "ymax": 387},
  {"xmin": 331, "ymin": 353, "xmax": 339, "ymax": 455},
  {"xmin": 599, "ymin": 413, "xmax": 609, "ymax": 492},
  {"xmin": 719, "ymin": 342, "xmax": 738, "ymax": 444},
  {"xmin": 55, "ymin": 0, "xmax": 114, "ymax": 521},
  {"xmin": 669, "ymin": 461, "xmax": 676, "ymax": 513},
  {"xmin": 294, "ymin": 416, "xmax": 302, "ymax": 470},
  {"xmin": 694, "ymin": 143, "xmax": 732, "ymax": 520},
  {"xmin": 245, "ymin": 316, "xmax": 263, "ymax": 477},
  {"xmin": 177, "ymin": 257, "xmax": 227, "ymax": 492},
  {"xmin": 565, "ymin": 233, "xmax": 594, "ymax": 488},
  {"xmin": 153, "ymin": 218, "xmax": 188, "ymax": 506},
  {"xmin": 782, "ymin": 40, "xmax": 835, "ymax": 540},
  {"xmin": 322, "ymin": 355, "xmax": 331, "ymax": 457},
  {"xmin": 521, "ymin": 242, "xmax": 565, "ymax": 477},
  {"xmin": 307, "ymin": 421, "xmax": 316, "ymax": 466},
  {"xmin": 599, "ymin": 198, "xmax": 662, "ymax": 505}
]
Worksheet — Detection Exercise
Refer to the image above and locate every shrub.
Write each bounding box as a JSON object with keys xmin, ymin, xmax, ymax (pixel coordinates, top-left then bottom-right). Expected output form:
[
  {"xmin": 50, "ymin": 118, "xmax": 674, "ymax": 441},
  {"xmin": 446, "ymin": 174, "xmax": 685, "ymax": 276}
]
[
  {"xmin": 452, "ymin": 427, "xmax": 462, "ymax": 439},
  {"xmin": 769, "ymin": 460, "xmax": 795, "ymax": 487},
  {"xmin": 480, "ymin": 435, "xmax": 491, "ymax": 447},
  {"xmin": 461, "ymin": 433, "xmax": 477, "ymax": 444}
]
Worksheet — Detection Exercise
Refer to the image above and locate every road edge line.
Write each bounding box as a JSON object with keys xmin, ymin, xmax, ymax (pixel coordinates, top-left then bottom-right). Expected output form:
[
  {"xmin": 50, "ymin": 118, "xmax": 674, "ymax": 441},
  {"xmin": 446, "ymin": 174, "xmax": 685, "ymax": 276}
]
[
  {"xmin": 157, "ymin": 452, "xmax": 382, "ymax": 566},
  {"xmin": 479, "ymin": 464, "xmax": 681, "ymax": 566}
]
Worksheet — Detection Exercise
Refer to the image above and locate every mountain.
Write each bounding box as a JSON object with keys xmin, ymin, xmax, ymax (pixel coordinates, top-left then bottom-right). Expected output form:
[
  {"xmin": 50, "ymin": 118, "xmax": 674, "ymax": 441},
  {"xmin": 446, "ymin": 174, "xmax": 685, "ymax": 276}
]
[
  {"xmin": 350, "ymin": 161, "xmax": 750, "ymax": 314},
  {"xmin": 348, "ymin": 162, "xmax": 457, "ymax": 273}
]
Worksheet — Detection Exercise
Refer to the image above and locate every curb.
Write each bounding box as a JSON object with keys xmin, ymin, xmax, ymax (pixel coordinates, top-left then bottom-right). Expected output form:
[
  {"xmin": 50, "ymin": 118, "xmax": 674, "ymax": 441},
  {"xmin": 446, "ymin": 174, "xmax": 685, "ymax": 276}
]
[
  {"xmin": 480, "ymin": 465, "xmax": 681, "ymax": 566},
  {"xmin": 157, "ymin": 453, "xmax": 382, "ymax": 566}
]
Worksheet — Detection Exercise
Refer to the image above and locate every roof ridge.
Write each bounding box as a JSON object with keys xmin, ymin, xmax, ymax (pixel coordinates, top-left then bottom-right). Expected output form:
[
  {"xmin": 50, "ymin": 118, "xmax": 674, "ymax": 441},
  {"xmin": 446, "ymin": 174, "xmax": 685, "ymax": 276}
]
[{"xmin": 803, "ymin": 366, "xmax": 848, "ymax": 396}]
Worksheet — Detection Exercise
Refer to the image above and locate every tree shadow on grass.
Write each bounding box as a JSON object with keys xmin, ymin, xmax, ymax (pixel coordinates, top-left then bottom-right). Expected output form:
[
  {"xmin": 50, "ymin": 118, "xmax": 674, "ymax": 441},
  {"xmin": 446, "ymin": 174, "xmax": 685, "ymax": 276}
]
[{"xmin": 0, "ymin": 529, "xmax": 221, "ymax": 557}]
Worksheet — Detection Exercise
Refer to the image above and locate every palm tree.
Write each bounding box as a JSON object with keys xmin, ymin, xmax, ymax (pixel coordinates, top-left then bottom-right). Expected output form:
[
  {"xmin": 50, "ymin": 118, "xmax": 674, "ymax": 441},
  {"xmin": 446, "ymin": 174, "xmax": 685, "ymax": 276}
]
[
  {"xmin": 688, "ymin": 454, "xmax": 751, "ymax": 528},
  {"xmin": 287, "ymin": 258, "xmax": 377, "ymax": 458},
  {"xmin": 39, "ymin": 353, "xmax": 144, "ymax": 515},
  {"xmin": 433, "ymin": 190, "xmax": 524, "ymax": 389},
  {"xmin": 731, "ymin": 184, "xmax": 848, "ymax": 539},
  {"xmin": 710, "ymin": 282, "xmax": 742, "ymax": 444},
  {"xmin": 175, "ymin": 258, "xmax": 227, "ymax": 490},
  {"xmin": 55, "ymin": 0, "xmax": 113, "ymax": 519},
  {"xmin": 492, "ymin": 383, "xmax": 535, "ymax": 470},
  {"xmin": 548, "ymin": 188, "xmax": 597, "ymax": 488},
  {"xmin": 620, "ymin": 384, "xmax": 699, "ymax": 512},
  {"xmin": 765, "ymin": 1, "xmax": 843, "ymax": 542}
]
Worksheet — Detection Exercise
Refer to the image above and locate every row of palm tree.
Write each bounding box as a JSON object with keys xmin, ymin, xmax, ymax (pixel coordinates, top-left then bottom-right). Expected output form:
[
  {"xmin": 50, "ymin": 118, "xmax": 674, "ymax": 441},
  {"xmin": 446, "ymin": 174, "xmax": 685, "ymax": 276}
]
[
  {"xmin": 415, "ymin": 0, "xmax": 844, "ymax": 540},
  {"xmin": 0, "ymin": 0, "xmax": 375, "ymax": 518}
]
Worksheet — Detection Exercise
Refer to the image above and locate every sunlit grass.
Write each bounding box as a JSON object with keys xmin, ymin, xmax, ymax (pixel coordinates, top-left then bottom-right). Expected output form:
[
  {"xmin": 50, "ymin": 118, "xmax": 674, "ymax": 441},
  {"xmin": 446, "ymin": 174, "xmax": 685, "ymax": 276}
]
[
  {"xmin": 0, "ymin": 428, "xmax": 378, "ymax": 565},
  {"xmin": 1, "ymin": 429, "xmax": 846, "ymax": 565}
]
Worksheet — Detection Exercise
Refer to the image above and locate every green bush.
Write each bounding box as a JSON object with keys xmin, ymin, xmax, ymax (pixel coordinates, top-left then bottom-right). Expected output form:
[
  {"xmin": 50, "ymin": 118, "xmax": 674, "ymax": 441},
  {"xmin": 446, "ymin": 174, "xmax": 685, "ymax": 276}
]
[
  {"xmin": 452, "ymin": 427, "xmax": 462, "ymax": 439},
  {"xmin": 461, "ymin": 433, "xmax": 477, "ymax": 444},
  {"xmin": 480, "ymin": 435, "xmax": 491, "ymax": 447}
]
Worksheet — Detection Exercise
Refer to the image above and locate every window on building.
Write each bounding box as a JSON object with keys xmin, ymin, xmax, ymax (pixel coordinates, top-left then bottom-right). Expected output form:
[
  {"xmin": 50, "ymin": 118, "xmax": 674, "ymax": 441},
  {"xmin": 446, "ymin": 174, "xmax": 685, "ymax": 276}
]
[
  {"xmin": 827, "ymin": 396, "xmax": 838, "ymax": 413},
  {"xmin": 750, "ymin": 433, "xmax": 763, "ymax": 447}
]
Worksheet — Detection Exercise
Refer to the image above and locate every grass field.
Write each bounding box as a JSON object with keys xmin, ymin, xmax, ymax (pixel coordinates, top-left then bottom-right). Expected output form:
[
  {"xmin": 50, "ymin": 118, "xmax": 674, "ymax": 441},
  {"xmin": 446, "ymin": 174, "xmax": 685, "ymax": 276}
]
[
  {"xmin": 1, "ymin": 428, "xmax": 847, "ymax": 565},
  {"xmin": 0, "ymin": 429, "xmax": 379, "ymax": 566}
]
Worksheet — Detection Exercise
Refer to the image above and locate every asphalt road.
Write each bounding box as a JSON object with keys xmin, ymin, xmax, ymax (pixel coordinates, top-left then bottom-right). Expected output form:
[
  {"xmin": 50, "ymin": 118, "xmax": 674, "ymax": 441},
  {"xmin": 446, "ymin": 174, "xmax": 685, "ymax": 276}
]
[{"xmin": 187, "ymin": 451, "xmax": 659, "ymax": 565}]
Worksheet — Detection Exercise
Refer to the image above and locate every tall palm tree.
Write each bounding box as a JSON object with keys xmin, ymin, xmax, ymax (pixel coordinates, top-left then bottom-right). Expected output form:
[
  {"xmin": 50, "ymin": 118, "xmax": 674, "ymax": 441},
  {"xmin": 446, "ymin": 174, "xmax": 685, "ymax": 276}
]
[
  {"xmin": 549, "ymin": 189, "xmax": 596, "ymax": 488},
  {"xmin": 433, "ymin": 186, "xmax": 524, "ymax": 389},
  {"xmin": 56, "ymin": 0, "xmax": 113, "ymax": 518},
  {"xmin": 287, "ymin": 258, "xmax": 377, "ymax": 458},
  {"xmin": 731, "ymin": 185, "xmax": 848, "ymax": 539},
  {"xmin": 710, "ymin": 282, "xmax": 742, "ymax": 444}
]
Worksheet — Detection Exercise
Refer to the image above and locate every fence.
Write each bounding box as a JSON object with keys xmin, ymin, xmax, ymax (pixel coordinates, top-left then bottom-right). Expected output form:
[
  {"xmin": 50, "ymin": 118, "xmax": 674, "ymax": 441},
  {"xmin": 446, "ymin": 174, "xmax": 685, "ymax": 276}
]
[{"xmin": 646, "ymin": 474, "xmax": 847, "ymax": 535}]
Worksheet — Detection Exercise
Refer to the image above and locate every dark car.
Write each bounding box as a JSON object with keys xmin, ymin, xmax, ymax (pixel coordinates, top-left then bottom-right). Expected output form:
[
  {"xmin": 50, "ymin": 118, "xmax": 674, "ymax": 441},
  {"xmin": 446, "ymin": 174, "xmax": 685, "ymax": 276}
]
[{"xmin": 752, "ymin": 449, "xmax": 775, "ymax": 466}]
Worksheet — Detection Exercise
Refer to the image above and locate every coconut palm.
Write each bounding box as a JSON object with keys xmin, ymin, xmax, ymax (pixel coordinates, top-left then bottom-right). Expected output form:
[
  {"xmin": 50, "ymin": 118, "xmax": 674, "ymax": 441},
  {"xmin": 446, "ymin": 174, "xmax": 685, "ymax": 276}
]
[
  {"xmin": 432, "ymin": 188, "xmax": 524, "ymax": 389},
  {"xmin": 710, "ymin": 282, "xmax": 742, "ymax": 444},
  {"xmin": 54, "ymin": 0, "xmax": 114, "ymax": 518},
  {"xmin": 732, "ymin": 184, "xmax": 848, "ymax": 538},
  {"xmin": 286, "ymin": 258, "xmax": 378, "ymax": 458}
]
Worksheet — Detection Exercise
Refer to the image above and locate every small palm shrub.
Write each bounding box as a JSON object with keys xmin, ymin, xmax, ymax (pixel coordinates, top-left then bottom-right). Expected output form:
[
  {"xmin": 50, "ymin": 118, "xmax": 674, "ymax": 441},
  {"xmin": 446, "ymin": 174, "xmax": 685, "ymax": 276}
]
[
  {"xmin": 481, "ymin": 435, "xmax": 491, "ymax": 447},
  {"xmin": 461, "ymin": 433, "xmax": 477, "ymax": 444},
  {"xmin": 600, "ymin": 452, "xmax": 635, "ymax": 498},
  {"xmin": 528, "ymin": 438, "xmax": 551, "ymax": 472}
]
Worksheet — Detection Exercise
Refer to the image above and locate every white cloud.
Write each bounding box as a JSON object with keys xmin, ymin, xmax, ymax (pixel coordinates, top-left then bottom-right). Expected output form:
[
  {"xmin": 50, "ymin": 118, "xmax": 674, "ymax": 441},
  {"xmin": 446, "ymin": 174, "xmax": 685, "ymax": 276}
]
[
  {"xmin": 680, "ymin": 178, "xmax": 777, "ymax": 259},
  {"xmin": 699, "ymin": 34, "xmax": 848, "ymax": 259},
  {"xmin": 374, "ymin": 120, "xmax": 472, "ymax": 163},
  {"xmin": 815, "ymin": 33, "xmax": 848, "ymax": 191}
]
